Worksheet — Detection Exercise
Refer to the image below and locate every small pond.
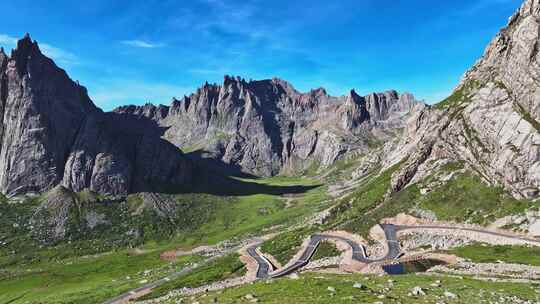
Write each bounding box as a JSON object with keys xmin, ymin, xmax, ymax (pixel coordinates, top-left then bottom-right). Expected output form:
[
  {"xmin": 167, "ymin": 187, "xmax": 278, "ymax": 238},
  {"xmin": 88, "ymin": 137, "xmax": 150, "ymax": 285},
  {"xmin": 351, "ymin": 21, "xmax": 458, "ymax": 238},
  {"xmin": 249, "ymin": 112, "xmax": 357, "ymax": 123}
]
[{"xmin": 383, "ymin": 259, "xmax": 446, "ymax": 275}]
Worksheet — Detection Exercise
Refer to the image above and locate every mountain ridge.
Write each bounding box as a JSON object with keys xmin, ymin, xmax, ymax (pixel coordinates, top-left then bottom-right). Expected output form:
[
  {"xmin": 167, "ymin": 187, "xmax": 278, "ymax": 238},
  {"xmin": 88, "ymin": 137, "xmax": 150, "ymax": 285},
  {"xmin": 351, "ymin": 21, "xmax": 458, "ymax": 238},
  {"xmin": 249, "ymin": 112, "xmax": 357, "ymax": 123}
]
[
  {"xmin": 387, "ymin": 0, "xmax": 540, "ymax": 200},
  {"xmin": 113, "ymin": 75, "xmax": 421, "ymax": 177},
  {"xmin": 0, "ymin": 35, "xmax": 420, "ymax": 196}
]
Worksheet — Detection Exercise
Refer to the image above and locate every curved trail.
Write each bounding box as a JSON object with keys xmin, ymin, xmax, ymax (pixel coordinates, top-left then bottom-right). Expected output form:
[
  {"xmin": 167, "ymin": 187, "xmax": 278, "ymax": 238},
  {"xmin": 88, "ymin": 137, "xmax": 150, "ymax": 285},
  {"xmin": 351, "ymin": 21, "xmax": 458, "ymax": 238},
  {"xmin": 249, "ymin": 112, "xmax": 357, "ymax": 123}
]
[
  {"xmin": 247, "ymin": 224, "xmax": 540, "ymax": 279},
  {"xmin": 104, "ymin": 223, "xmax": 540, "ymax": 303}
]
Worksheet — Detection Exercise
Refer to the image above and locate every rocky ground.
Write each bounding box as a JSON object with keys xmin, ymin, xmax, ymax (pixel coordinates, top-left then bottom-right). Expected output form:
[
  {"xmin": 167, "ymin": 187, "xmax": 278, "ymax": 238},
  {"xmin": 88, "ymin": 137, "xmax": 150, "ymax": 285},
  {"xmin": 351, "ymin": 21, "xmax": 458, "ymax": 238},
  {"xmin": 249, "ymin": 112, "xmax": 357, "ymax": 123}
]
[{"xmin": 432, "ymin": 261, "xmax": 540, "ymax": 280}]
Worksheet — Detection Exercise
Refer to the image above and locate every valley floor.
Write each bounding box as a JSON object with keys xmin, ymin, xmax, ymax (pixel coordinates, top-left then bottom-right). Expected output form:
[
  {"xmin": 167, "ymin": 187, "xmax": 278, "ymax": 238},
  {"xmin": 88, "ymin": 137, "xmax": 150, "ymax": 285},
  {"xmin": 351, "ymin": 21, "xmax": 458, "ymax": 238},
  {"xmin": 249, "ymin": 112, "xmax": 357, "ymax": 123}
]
[{"xmin": 2, "ymin": 157, "xmax": 540, "ymax": 304}]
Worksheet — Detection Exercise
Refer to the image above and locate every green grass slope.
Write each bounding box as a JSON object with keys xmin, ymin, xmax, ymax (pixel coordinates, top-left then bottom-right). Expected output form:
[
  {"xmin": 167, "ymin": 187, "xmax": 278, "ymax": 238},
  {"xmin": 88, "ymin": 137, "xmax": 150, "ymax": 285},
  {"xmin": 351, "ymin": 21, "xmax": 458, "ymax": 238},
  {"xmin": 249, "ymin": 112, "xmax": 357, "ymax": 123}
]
[{"xmin": 159, "ymin": 273, "xmax": 540, "ymax": 304}]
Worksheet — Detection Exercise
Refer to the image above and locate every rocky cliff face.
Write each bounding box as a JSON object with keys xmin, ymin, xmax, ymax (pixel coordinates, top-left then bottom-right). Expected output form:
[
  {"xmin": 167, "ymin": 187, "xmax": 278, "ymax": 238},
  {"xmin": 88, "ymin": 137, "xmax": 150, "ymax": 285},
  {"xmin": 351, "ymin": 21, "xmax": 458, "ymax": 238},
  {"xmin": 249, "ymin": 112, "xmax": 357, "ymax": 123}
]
[
  {"xmin": 0, "ymin": 35, "xmax": 97, "ymax": 195},
  {"xmin": 115, "ymin": 76, "xmax": 420, "ymax": 177},
  {"xmin": 0, "ymin": 35, "xmax": 192, "ymax": 197},
  {"xmin": 388, "ymin": 0, "xmax": 540, "ymax": 200}
]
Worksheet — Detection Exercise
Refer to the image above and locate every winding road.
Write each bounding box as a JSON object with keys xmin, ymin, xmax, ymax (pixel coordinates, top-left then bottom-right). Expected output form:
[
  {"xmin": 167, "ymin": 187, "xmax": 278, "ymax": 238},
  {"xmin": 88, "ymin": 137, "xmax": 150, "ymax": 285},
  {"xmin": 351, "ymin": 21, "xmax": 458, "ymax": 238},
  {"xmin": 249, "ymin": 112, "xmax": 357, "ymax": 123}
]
[
  {"xmin": 104, "ymin": 223, "xmax": 540, "ymax": 303},
  {"xmin": 247, "ymin": 224, "xmax": 402, "ymax": 279},
  {"xmin": 247, "ymin": 224, "xmax": 540, "ymax": 279}
]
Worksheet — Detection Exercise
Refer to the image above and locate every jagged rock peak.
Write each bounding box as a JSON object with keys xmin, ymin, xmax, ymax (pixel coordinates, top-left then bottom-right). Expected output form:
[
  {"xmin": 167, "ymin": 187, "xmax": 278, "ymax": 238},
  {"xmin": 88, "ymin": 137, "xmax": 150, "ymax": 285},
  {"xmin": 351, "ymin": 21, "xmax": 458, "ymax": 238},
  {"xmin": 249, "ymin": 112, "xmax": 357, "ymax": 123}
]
[
  {"xmin": 12, "ymin": 33, "xmax": 40, "ymax": 56},
  {"xmin": 114, "ymin": 102, "xmax": 170, "ymax": 120},
  {"xmin": 223, "ymin": 74, "xmax": 247, "ymax": 86},
  {"xmin": 311, "ymin": 87, "xmax": 327, "ymax": 95},
  {"xmin": 346, "ymin": 89, "xmax": 364, "ymax": 104},
  {"xmin": 8, "ymin": 34, "xmax": 50, "ymax": 76},
  {"xmin": 270, "ymin": 77, "xmax": 294, "ymax": 87}
]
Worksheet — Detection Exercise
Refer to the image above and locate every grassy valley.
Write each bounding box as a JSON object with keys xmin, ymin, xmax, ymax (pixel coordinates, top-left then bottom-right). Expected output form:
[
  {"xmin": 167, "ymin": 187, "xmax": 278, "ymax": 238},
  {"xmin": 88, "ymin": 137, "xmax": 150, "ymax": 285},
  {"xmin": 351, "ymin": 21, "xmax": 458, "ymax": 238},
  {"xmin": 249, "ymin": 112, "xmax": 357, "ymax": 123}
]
[{"xmin": 0, "ymin": 175, "xmax": 329, "ymax": 304}]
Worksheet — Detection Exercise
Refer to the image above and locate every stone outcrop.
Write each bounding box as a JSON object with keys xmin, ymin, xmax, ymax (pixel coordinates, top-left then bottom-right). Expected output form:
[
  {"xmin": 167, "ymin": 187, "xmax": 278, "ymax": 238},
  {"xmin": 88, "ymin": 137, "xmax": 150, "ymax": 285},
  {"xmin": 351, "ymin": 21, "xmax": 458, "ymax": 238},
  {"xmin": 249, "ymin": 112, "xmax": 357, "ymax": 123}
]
[
  {"xmin": 115, "ymin": 77, "xmax": 420, "ymax": 177},
  {"xmin": 30, "ymin": 185, "xmax": 76, "ymax": 243},
  {"xmin": 389, "ymin": 0, "xmax": 540, "ymax": 199},
  {"xmin": 0, "ymin": 35, "xmax": 192, "ymax": 197}
]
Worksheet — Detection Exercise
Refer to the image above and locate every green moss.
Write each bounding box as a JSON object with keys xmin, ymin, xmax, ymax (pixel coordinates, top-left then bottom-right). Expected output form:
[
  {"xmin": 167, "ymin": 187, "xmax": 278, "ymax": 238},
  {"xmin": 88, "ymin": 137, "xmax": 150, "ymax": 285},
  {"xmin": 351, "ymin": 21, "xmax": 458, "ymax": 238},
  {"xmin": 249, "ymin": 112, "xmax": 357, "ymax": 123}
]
[
  {"xmin": 366, "ymin": 135, "xmax": 384, "ymax": 149},
  {"xmin": 140, "ymin": 253, "xmax": 246, "ymax": 300},
  {"xmin": 303, "ymin": 160, "xmax": 322, "ymax": 177},
  {"xmin": 312, "ymin": 241, "xmax": 341, "ymax": 260},
  {"xmin": 260, "ymin": 227, "xmax": 316, "ymax": 265},
  {"xmin": 343, "ymin": 184, "xmax": 420, "ymax": 236},
  {"xmin": 165, "ymin": 273, "xmax": 540, "ymax": 304},
  {"xmin": 434, "ymin": 79, "xmax": 480, "ymax": 110},
  {"xmin": 440, "ymin": 161, "xmax": 465, "ymax": 172},
  {"xmin": 418, "ymin": 172, "xmax": 537, "ymax": 224},
  {"xmin": 461, "ymin": 118, "xmax": 488, "ymax": 153},
  {"xmin": 447, "ymin": 244, "xmax": 540, "ymax": 266},
  {"xmin": 324, "ymin": 161, "xmax": 406, "ymax": 236},
  {"xmin": 515, "ymin": 102, "xmax": 540, "ymax": 132}
]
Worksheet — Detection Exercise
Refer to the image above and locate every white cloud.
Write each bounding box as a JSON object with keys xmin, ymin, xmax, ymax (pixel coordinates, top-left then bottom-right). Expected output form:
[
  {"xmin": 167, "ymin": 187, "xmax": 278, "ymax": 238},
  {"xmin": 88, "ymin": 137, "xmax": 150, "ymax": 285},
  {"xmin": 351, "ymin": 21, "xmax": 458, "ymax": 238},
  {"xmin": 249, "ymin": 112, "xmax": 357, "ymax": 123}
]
[
  {"xmin": 121, "ymin": 40, "xmax": 165, "ymax": 48},
  {"xmin": 40, "ymin": 43, "xmax": 79, "ymax": 65},
  {"xmin": 0, "ymin": 33, "xmax": 78, "ymax": 65},
  {"xmin": 0, "ymin": 34, "xmax": 17, "ymax": 46}
]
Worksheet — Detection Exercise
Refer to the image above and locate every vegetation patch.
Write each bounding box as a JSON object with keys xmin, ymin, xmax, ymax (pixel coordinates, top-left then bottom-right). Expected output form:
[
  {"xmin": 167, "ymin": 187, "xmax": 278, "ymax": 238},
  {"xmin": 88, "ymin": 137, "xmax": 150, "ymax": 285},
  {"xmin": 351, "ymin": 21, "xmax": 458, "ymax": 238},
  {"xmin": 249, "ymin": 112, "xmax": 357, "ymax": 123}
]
[
  {"xmin": 342, "ymin": 184, "xmax": 420, "ymax": 236},
  {"xmin": 515, "ymin": 102, "xmax": 540, "ymax": 132},
  {"xmin": 0, "ymin": 248, "xmax": 199, "ymax": 304},
  {"xmin": 418, "ymin": 172, "xmax": 537, "ymax": 224},
  {"xmin": 0, "ymin": 174, "xmax": 330, "ymax": 304},
  {"xmin": 140, "ymin": 253, "xmax": 246, "ymax": 300},
  {"xmin": 446, "ymin": 244, "xmax": 540, "ymax": 266},
  {"xmin": 260, "ymin": 227, "xmax": 316, "ymax": 266},
  {"xmin": 324, "ymin": 161, "xmax": 406, "ymax": 236},
  {"xmin": 312, "ymin": 241, "xmax": 342, "ymax": 260},
  {"xmin": 165, "ymin": 273, "xmax": 540, "ymax": 304},
  {"xmin": 434, "ymin": 79, "xmax": 480, "ymax": 110}
]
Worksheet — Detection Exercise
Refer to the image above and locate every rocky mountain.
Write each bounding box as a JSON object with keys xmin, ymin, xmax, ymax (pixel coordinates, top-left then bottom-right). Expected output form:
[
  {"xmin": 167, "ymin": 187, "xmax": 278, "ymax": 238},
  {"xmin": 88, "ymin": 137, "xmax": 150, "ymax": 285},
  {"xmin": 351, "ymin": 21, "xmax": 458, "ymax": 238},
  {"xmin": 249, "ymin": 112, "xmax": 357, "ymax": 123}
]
[
  {"xmin": 115, "ymin": 77, "xmax": 420, "ymax": 177},
  {"xmin": 0, "ymin": 34, "xmax": 192, "ymax": 197},
  {"xmin": 388, "ymin": 0, "xmax": 540, "ymax": 200},
  {"xmin": 0, "ymin": 34, "xmax": 420, "ymax": 198}
]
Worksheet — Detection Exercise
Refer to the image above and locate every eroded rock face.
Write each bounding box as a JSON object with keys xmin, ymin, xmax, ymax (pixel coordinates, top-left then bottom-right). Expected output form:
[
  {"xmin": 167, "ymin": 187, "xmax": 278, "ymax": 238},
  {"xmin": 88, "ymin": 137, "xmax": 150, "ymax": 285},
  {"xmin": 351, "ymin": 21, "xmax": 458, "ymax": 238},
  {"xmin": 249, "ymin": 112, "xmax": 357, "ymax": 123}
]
[
  {"xmin": 0, "ymin": 35, "xmax": 192, "ymax": 197},
  {"xmin": 0, "ymin": 35, "xmax": 97, "ymax": 196},
  {"xmin": 62, "ymin": 112, "xmax": 192, "ymax": 196},
  {"xmin": 389, "ymin": 0, "xmax": 540, "ymax": 199},
  {"xmin": 116, "ymin": 77, "xmax": 420, "ymax": 177}
]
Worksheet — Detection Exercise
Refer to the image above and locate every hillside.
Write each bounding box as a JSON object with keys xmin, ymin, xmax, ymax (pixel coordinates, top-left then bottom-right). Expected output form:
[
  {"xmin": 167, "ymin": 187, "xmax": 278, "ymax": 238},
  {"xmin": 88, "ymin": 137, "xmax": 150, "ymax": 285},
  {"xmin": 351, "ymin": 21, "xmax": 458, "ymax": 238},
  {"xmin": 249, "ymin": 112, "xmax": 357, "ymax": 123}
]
[{"xmin": 1, "ymin": 1, "xmax": 540, "ymax": 304}]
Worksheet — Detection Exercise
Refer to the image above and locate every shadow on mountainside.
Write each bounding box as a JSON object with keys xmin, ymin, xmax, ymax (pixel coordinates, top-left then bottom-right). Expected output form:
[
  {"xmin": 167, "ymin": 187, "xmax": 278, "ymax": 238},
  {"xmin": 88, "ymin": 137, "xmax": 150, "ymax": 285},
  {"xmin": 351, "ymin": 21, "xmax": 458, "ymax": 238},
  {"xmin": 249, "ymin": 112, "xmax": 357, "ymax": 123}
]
[
  {"xmin": 190, "ymin": 171, "xmax": 321, "ymax": 197},
  {"xmin": 162, "ymin": 149, "xmax": 321, "ymax": 197},
  {"xmin": 92, "ymin": 112, "xmax": 320, "ymax": 197},
  {"xmin": 148, "ymin": 150, "xmax": 322, "ymax": 196}
]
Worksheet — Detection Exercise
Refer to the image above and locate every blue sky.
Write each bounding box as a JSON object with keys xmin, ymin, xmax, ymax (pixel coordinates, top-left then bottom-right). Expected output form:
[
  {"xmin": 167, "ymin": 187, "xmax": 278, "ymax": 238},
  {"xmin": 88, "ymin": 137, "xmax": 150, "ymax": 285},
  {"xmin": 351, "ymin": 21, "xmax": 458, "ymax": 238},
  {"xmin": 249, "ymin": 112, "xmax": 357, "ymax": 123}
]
[{"xmin": 0, "ymin": 0, "xmax": 523, "ymax": 110}]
